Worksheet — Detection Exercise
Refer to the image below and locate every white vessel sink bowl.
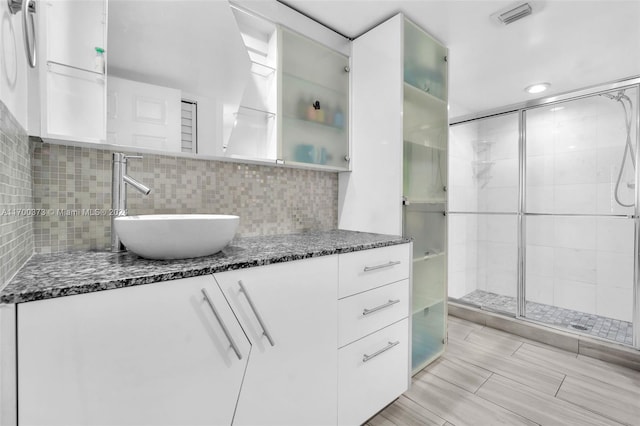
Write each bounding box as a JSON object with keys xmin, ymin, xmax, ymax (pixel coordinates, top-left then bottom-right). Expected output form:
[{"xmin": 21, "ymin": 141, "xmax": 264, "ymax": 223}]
[{"xmin": 114, "ymin": 214, "xmax": 239, "ymax": 260}]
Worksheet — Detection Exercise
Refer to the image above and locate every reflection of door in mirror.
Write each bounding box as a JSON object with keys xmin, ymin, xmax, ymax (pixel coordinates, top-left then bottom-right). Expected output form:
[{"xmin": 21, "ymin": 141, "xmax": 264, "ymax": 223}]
[
  {"xmin": 107, "ymin": 0, "xmax": 251, "ymax": 155},
  {"xmin": 107, "ymin": 77, "xmax": 181, "ymax": 152}
]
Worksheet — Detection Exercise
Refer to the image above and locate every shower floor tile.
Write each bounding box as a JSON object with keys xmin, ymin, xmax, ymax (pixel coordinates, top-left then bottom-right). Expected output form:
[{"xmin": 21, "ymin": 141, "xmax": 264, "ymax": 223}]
[{"xmin": 459, "ymin": 290, "xmax": 633, "ymax": 346}]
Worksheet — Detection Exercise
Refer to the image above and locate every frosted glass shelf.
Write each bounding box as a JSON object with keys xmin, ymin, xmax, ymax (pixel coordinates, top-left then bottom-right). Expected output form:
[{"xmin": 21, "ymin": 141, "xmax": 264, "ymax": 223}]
[
  {"xmin": 283, "ymin": 115, "xmax": 345, "ymax": 131},
  {"xmin": 282, "ymin": 160, "xmax": 348, "ymax": 172},
  {"xmin": 413, "ymin": 297, "xmax": 444, "ymax": 315},
  {"xmin": 404, "ymin": 198, "xmax": 446, "ymax": 205},
  {"xmin": 282, "ymin": 72, "xmax": 347, "ymax": 98},
  {"xmin": 235, "ymin": 105, "xmax": 276, "ymax": 119},
  {"xmin": 413, "ymin": 252, "xmax": 445, "ymax": 263},
  {"xmin": 250, "ymin": 61, "xmax": 276, "ymax": 77},
  {"xmin": 404, "ymin": 139, "xmax": 446, "ymax": 151},
  {"xmin": 404, "ymin": 82, "xmax": 447, "ymax": 108}
]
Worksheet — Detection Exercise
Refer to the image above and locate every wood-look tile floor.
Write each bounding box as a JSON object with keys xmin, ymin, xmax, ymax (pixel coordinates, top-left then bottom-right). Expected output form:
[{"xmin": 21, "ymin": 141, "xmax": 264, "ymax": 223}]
[{"xmin": 366, "ymin": 316, "xmax": 640, "ymax": 426}]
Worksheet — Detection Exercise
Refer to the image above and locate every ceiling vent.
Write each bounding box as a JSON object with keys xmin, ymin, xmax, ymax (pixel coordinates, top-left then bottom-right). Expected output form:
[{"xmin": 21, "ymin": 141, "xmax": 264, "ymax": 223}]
[{"xmin": 495, "ymin": 3, "xmax": 533, "ymax": 25}]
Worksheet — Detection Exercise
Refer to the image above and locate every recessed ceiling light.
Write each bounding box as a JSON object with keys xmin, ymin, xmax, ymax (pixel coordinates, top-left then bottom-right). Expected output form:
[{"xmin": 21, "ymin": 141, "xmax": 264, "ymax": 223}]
[{"xmin": 525, "ymin": 83, "xmax": 550, "ymax": 94}]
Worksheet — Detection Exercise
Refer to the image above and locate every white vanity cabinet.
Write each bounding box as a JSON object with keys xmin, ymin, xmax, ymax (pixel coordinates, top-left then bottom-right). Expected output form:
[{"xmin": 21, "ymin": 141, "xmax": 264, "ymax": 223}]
[
  {"xmin": 13, "ymin": 242, "xmax": 411, "ymax": 426},
  {"xmin": 17, "ymin": 275, "xmax": 250, "ymax": 426},
  {"xmin": 214, "ymin": 255, "xmax": 338, "ymax": 426}
]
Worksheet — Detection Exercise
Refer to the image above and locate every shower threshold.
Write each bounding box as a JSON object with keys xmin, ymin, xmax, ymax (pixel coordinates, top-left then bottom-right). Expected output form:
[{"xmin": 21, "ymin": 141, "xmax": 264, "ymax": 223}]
[{"xmin": 459, "ymin": 290, "xmax": 633, "ymax": 346}]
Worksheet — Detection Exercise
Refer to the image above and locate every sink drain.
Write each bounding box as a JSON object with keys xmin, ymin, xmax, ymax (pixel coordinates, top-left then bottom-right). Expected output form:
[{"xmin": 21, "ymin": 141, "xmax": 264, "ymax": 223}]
[{"xmin": 570, "ymin": 324, "xmax": 589, "ymax": 331}]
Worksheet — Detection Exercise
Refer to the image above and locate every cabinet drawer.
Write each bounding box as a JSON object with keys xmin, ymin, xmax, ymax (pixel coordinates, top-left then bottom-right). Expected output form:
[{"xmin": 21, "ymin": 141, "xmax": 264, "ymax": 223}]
[
  {"xmin": 339, "ymin": 243, "xmax": 410, "ymax": 298},
  {"xmin": 338, "ymin": 279, "xmax": 409, "ymax": 347},
  {"xmin": 338, "ymin": 318, "xmax": 409, "ymax": 426}
]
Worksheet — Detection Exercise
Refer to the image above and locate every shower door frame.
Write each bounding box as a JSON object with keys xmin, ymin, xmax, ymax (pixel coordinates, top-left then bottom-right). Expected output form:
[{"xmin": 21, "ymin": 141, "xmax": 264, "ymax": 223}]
[{"xmin": 450, "ymin": 76, "xmax": 640, "ymax": 350}]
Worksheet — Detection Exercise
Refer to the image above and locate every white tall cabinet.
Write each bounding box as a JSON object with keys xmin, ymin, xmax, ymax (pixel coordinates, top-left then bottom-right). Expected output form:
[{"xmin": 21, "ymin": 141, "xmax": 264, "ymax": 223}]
[{"xmin": 339, "ymin": 14, "xmax": 449, "ymax": 373}]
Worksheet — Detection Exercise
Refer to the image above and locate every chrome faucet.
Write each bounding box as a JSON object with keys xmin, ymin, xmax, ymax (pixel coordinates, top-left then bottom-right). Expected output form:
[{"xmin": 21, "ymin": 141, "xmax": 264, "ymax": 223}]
[{"xmin": 111, "ymin": 153, "xmax": 152, "ymax": 252}]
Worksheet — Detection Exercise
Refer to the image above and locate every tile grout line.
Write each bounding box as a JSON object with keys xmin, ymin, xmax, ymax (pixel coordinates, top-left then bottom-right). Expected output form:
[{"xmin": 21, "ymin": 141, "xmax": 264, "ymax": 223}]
[
  {"xmin": 471, "ymin": 374, "xmax": 543, "ymax": 426},
  {"xmin": 553, "ymin": 374, "xmax": 567, "ymax": 398},
  {"xmin": 474, "ymin": 372, "xmax": 494, "ymax": 395},
  {"xmin": 511, "ymin": 341, "xmax": 525, "ymax": 356}
]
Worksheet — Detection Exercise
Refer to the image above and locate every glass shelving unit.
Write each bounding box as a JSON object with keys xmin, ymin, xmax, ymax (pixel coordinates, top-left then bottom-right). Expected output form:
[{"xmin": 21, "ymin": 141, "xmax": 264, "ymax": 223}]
[
  {"xmin": 402, "ymin": 18, "xmax": 448, "ymax": 373},
  {"xmin": 279, "ymin": 28, "xmax": 350, "ymax": 170}
]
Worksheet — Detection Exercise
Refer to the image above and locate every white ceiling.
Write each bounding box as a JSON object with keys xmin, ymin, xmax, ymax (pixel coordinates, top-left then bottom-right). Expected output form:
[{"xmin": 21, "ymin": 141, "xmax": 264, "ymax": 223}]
[{"xmin": 282, "ymin": 0, "xmax": 640, "ymax": 119}]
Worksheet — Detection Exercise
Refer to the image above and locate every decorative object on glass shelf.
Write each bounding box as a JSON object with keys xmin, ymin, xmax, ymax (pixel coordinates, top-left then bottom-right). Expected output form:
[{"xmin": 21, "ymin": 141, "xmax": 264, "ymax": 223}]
[
  {"xmin": 293, "ymin": 144, "xmax": 329, "ymax": 165},
  {"xmin": 315, "ymin": 100, "xmax": 325, "ymax": 123},
  {"xmin": 334, "ymin": 106, "xmax": 344, "ymax": 128},
  {"xmin": 297, "ymin": 98, "xmax": 345, "ymax": 129},
  {"xmin": 306, "ymin": 100, "xmax": 318, "ymax": 121},
  {"xmin": 94, "ymin": 47, "xmax": 105, "ymax": 73}
]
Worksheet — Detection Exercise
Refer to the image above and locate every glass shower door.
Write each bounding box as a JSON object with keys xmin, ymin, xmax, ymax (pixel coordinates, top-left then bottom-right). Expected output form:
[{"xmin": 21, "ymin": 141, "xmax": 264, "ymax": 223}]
[
  {"xmin": 448, "ymin": 112, "xmax": 520, "ymax": 315},
  {"xmin": 524, "ymin": 87, "xmax": 638, "ymax": 344}
]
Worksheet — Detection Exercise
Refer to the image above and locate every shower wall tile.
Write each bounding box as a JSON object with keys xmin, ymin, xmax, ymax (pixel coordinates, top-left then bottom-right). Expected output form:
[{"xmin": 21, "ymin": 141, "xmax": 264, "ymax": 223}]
[
  {"xmin": 553, "ymin": 216, "xmax": 596, "ymax": 250},
  {"xmin": 526, "ymin": 245, "xmax": 554, "ymax": 277},
  {"xmin": 554, "ymin": 184, "xmax": 597, "ymax": 214},
  {"xmin": 596, "ymin": 217, "xmax": 634, "ymax": 253},
  {"xmin": 485, "ymin": 271, "xmax": 517, "ymax": 298},
  {"xmin": 0, "ymin": 100, "xmax": 33, "ymax": 288},
  {"xmin": 553, "ymin": 248, "xmax": 596, "ymax": 284},
  {"xmin": 596, "ymin": 286, "xmax": 633, "ymax": 323},
  {"xmin": 31, "ymin": 142, "xmax": 338, "ymax": 254},
  {"xmin": 596, "ymin": 251, "xmax": 634, "ymax": 289},
  {"xmin": 526, "ymin": 274, "xmax": 554, "ymax": 305},
  {"xmin": 526, "ymin": 216, "xmax": 634, "ymax": 322},
  {"xmin": 553, "ymin": 279, "xmax": 597, "ymax": 314},
  {"xmin": 525, "ymin": 91, "xmax": 636, "ymax": 215}
]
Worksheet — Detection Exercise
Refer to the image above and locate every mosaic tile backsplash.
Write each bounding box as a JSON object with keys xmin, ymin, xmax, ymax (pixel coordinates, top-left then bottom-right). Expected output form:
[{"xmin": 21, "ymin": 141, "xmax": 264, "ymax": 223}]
[
  {"xmin": 31, "ymin": 142, "xmax": 338, "ymax": 254},
  {"xmin": 0, "ymin": 100, "xmax": 33, "ymax": 286}
]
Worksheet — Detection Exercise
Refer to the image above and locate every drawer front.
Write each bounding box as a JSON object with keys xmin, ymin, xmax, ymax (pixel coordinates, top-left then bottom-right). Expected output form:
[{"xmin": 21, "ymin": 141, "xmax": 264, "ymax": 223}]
[
  {"xmin": 338, "ymin": 279, "xmax": 409, "ymax": 347},
  {"xmin": 339, "ymin": 243, "xmax": 411, "ymax": 298},
  {"xmin": 338, "ymin": 318, "xmax": 409, "ymax": 426}
]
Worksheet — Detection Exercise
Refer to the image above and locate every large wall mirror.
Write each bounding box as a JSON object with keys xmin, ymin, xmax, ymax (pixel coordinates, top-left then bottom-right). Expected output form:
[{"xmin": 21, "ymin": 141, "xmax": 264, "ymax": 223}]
[{"xmin": 107, "ymin": 1, "xmax": 278, "ymax": 161}]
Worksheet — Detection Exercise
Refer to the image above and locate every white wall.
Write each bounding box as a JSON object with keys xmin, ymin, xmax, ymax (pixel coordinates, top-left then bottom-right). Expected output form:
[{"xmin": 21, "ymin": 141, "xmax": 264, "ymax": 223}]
[{"xmin": 0, "ymin": 0, "xmax": 28, "ymax": 129}]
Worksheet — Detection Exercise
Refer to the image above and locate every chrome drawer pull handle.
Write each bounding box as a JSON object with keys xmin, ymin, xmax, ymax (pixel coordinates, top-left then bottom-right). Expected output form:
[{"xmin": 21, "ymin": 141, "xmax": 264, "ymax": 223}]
[
  {"xmin": 363, "ymin": 260, "xmax": 401, "ymax": 272},
  {"xmin": 363, "ymin": 299, "xmax": 401, "ymax": 316},
  {"xmin": 238, "ymin": 280, "xmax": 275, "ymax": 347},
  {"xmin": 363, "ymin": 341, "xmax": 400, "ymax": 363},
  {"xmin": 201, "ymin": 288, "xmax": 243, "ymax": 360}
]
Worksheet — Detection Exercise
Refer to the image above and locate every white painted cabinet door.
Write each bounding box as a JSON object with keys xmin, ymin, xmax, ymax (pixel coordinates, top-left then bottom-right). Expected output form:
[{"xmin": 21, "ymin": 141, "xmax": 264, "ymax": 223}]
[
  {"xmin": 43, "ymin": 62, "xmax": 106, "ymax": 143},
  {"xmin": 18, "ymin": 276, "xmax": 250, "ymax": 426},
  {"xmin": 214, "ymin": 256, "xmax": 339, "ymax": 426},
  {"xmin": 44, "ymin": 0, "xmax": 106, "ymax": 72}
]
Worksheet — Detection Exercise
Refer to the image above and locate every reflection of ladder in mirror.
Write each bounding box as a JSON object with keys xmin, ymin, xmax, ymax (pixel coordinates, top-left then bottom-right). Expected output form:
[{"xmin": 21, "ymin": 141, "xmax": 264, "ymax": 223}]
[{"xmin": 472, "ymin": 140, "xmax": 495, "ymax": 188}]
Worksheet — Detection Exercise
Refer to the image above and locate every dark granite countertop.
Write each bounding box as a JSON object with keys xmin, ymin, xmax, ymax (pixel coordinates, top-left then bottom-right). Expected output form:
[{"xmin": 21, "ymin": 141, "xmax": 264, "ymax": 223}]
[{"xmin": 0, "ymin": 230, "xmax": 410, "ymax": 304}]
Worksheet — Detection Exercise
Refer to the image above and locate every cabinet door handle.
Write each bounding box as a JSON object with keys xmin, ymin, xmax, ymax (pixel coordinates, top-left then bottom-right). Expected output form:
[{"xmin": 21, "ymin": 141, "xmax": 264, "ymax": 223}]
[
  {"xmin": 363, "ymin": 299, "xmax": 401, "ymax": 316},
  {"xmin": 201, "ymin": 288, "xmax": 243, "ymax": 360},
  {"xmin": 363, "ymin": 341, "xmax": 400, "ymax": 363},
  {"xmin": 363, "ymin": 260, "xmax": 401, "ymax": 272},
  {"xmin": 238, "ymin": 280, "xmax": 275, "ymax": 347}
]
